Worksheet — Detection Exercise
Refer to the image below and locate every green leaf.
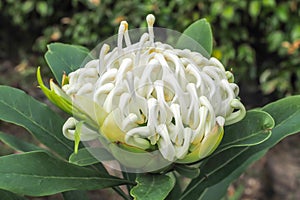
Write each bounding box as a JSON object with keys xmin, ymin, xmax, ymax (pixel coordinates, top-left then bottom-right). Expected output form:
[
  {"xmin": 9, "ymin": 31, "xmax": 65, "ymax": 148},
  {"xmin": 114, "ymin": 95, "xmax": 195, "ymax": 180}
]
[
  {"xmin": 291, "ymin": 25, "xmax": 300, "ymax": 40},
  {"xmin": 165, "ymin": 174, "xmax": 183, "ymax": 200},
  {"xmin": 221, "ymin": 6, "xmax": 234, "ymax": 20},
  {"xmin": 45, "ymin": 43, "xmax": 94, "ymax": 85},
  {"xmin": 130, "ymin": 174, "xmax": 175, "ymax": 200},
  {"xmin": 22, "ymin": 1, "xmax": 34, "ymax": 13},
  {"xmin": 216, "ymin": 110, "xmax": 274, "ymax": 152},
  {"xmin": 276, "ymin": 4, "xmax": 288, "ymax": 22},
  {"xmin": 199, "ymin": 150, "xmax": 266, "ymax": 200},
  {"xmin": 62, "ymin": 190, "xmax": 90, "ymax": 200},
  {"xmin": 0, "ymin": 85, "xmax": 73, "ymax": 159},
  {"xmin": 0, "ymin": 189, "xmax": 28, "ymax": 200},
  {"xmin": 0, "ymin": 132, "xmax": 44, "ymax": 152},
  {"xmin": 36, "ymin": 2, "xmax": 48, "ymax": 17},
  {"xmin": 174, "ymin": 164, "xmax": 200, "ymax": 179},
  {"xmin": 0, "ymin": 151, "xmax": 130, "ymax": 196},
  {"xmin": 262, "ymin": 0, "xmax": 276, "ymax": 7},
  {"xmin": 249, "ymin": 1, "xmax": 261, "ymax": 17},
  {"xmin": 180, "ymin": 95, "xmax": 300, "ymax": 200},
  {"xmin": 176, "ymin": 19, "xmax": 213, "ymax": 58},
  {"xmin": 267, "ymin": 31, "xmax": 284, "ymax": 51},
  {"xmin": 261, "ymin": 95, "xmax": 300, "ymax": 143},
  {"xmin": 69, "ymin": 147, "xmax": 114, "ymax": 166}
]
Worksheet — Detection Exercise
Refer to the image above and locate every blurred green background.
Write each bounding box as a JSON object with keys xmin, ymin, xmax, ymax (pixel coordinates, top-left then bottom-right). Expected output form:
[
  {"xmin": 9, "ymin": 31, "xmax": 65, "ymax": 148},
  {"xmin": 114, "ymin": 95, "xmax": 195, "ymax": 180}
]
[
  {"xmin": 0, "ymin": 1, "xmax": 299, "ymax": 199},
  {"xmin": 1, "ymin": 0, "xmax": 299, "ymax": 108},
  {"xmin": 1, "ymin": 0, "xmax": 300, "ymax": 108}
]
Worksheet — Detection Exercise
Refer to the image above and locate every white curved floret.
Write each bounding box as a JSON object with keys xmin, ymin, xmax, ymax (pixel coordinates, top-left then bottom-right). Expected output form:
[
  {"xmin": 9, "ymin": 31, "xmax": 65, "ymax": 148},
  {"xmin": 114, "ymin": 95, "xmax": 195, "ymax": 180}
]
[
  {"xmin": 61, "ymin": 15, "xmax": 246, "ymax": 162},
  {"xmin": 63, "ymin": 117, "xmax": 99, "ymax": 141}
]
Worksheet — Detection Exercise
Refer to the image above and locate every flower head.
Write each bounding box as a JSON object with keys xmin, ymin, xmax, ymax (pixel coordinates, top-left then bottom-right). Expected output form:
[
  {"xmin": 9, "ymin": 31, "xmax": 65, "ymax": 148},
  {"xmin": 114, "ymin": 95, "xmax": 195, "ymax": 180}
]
[{"xmin": 38, "ymin": 14, "xmax": 246, "ymax": 171}]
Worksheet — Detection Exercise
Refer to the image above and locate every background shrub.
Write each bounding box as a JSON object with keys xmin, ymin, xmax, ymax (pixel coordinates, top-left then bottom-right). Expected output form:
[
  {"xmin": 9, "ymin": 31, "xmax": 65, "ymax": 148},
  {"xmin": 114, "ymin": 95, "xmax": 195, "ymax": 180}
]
[{"xmin": 0, "ymin": 0, "xmax": 299, "ymax": 107}]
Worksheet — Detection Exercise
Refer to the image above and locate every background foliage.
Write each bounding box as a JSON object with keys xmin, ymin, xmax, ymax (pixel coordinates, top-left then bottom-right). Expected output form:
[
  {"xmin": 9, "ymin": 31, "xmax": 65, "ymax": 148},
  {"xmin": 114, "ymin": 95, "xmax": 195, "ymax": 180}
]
[
  {"xmin": 0, "ymin": 0, "xmax": 300, "ymax": 199},
  {"xmin": 1, "ymin": 0, "xmax": 299, "ymax": 106}
]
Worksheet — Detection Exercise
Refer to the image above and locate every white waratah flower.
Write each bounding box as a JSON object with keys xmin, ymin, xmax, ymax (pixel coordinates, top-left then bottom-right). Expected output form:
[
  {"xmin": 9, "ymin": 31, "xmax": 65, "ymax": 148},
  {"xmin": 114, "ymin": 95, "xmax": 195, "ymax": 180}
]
[{"xmin": 38, "ymin": 14, "xmax": 246, "ymax": 169}]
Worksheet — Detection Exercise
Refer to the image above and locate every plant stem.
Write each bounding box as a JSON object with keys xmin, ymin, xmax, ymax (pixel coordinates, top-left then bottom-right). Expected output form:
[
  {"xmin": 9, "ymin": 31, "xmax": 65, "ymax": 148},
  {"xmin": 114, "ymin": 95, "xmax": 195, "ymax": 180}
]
[{"xmin": 113, "ymin": 186, "xmax": 132, "ymax": 200}]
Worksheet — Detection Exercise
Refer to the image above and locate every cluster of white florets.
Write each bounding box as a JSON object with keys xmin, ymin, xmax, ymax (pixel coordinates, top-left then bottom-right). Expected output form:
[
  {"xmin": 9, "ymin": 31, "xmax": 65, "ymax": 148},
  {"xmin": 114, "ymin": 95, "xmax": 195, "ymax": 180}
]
[{"xmin": 62, "ymin": 14, "xmax": 245, "ymax": 161}]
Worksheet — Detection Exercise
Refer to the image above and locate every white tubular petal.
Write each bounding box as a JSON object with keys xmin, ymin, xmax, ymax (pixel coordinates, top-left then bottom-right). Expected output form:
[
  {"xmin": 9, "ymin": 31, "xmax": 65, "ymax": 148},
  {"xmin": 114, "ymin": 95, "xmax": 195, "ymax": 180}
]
[
  {"xmin": 77, "ymin": 83, "xmax": 93, "ymax": 95},
  {"xmin": 125, "ymin": 126, "xmax": 151, "ymax": 150},
  {"xmin": 64, "ymin": 83, "xmax": 81, "ymax": 95},
  {"xmin": 191, "ymin": 51, "xmax": 207, "ymax": 65},
  {"xmin": 201, "ymin": 72, "xmax": 216, "ymax": 98},
  {"xmin": 104, "ymin": 48, "xmax": 118, "ymax": 70},
  {"xmin": 125, "ymin": 71, "xmax": 135, "ymax": 93},
  {"xmin": 131, "ymin": 93, "xmax": 148, "ymax": 121},
  {"xmin": 77, "ymin": 68, "xmax": 98, "ymax": 83},
  {"xmin": 67, "ymin": 71, "xmax": 79, "ymax": 85},
  {"xmin": 98, "ymin": 44, "xmax": 110, "ymax": 75},
  {"xmin": 118, "ymin": 93, "xmax": 131, "ymax": 116},
  {"xmin": 139, "ymin": 59, "xmax": 160, "ymax": 92},
  {"xmin": 135, "ymin": 33, "xmax": 150, "ymax": 65},
  {"xmin": 85, "ymin": 59, "xmax": 99, "ymax": 69},
  {"xmin": 63, "ymin": 117, "xmax": 77, "ymax": 140},
  {"xmin": 230, "ymin": 83, "xmax": 240, "ymax": 96},
  {"xmin": 170, "ymin": 104, "xmax": 184, "ymax": 145},
  {"xmin": 186, "ymin": 64, "xmax": 202, "ymax": 88},
  {"xmin": 147, "ymin": 98, "xmax": 158, "ymax": 133},
  {"xmin": 127, "ymin": 100, "xmax": 146, "ymax": 124},
  {"xmin": 126, "ymin": 126, "xmax": 152, "ymax": 139},
  {"xmin": 168, "ymin": 123, "xmax": 177, "ymax": 144},
  {"xmin": 146, "ymin": 14, "xmax": 155, "ymax": 27},
  {"xmin": 209, "ymin": 57, "xmax": 225, "ymax": 71},
  {"xmin": 98, "ymin": 68, "xmax": 118, "ymax": 86},
  {"xmin": 154, "ymin": 81, "xmax": 172, "ymax": 124},
  {"xmin": 121, "ymin": 21, "xmax": 131, "ymax": 47},
  {"xmin": 221, "ymin": 79, "xmax": 235, "ymax": 100},
  {"xmin": 174, "ymin": 49, "xmax": 192, "ymax": 60},
  {"xmin": 126, "ymin": 136, "xmax": 151, "ymax": 150},
  {"xmin": 146, "ymin": 14, "xmax": 155, "ymax": 44},
  {"xmin": 203, "ymin": 66, "xmax": 226, "ymax": 81},
  {"xmin": 103, "ymin": 87, "xmax": 119, "ymax": 112},
  {"xmin": 148, "ymin": 133, "xmax": 160, "ymax": 145},
  {"xmin": 93, "ymin": 83, "xmax": 115, "ymax": 103},
  {"xmin": 154, "ymin": 53, "xmax": 170, "ymax": 74},
  {"xmin": 157, "ymin": 70, "xmax": 188, "ymax": 121},
  {"xmin": 226, "ymin": 71, "xmax": 234, "ymax": 83},
  {"xmin": 200, "ymin": 96, "xmax": 215, "ymax": 129},
  {"xmin": 157, "ymin": 124, "xmax": 176, "ymax": 161},
  {"xmin": 62, "ymin": 117, "xmax": 98, "ymax": 141},
  {"xmin": 192, "ymin": 106, "xmax": 208, "ymax": 144},
  {"xmin": 115, "ymin": 58, "xmax": 132, "ymax": 85},
  {"xmin": 175, "ymin": 127, "xmax": 192, "ymax": 159},
  {"xmin": 117, "ymin": 21, "xmax": 126, "ymax": 53},
  {"xmin": 122, "ymin": 113, "xmax": 138, "ymax": 131},
  {"xmin": 216, "ymin": 116, "xmax": 225, "ymax": 126},
  {"xmin": 186, "ymin": 83, "xmax": 200, "ymax": 129},
  {"xmin": 164, "ymin": 51, "xmax": 186, "ymax": 85},
  {"xmin": 225, "ymin": 99, "xmax": 246, "ymax": 125}
]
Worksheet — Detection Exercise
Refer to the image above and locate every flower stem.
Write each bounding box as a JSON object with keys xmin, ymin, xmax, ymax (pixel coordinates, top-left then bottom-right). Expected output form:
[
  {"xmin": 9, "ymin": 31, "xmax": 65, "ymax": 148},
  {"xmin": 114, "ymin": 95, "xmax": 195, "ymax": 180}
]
[{"xmin": 113, "ymin": 186, "xmax": 132, "ymax": 200}]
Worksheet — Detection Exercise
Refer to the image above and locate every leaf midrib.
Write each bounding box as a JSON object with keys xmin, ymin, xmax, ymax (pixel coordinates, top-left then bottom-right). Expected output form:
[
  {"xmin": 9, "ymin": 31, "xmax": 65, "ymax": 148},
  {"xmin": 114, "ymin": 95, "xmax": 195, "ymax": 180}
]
[
  {"xmin": 0, "ymin": 173, "xmax": 120, "ymax": 181},
  {"xmin": 143, "ymin": 176, "xmax": 156, "ymax": 198},
  {"xmin": 179, "ymin": 147, "xmax": 249, "ymax": 200},
  {"xmin": 0, "ymin": 97, "xmax": 72, "ymax": 153}
]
